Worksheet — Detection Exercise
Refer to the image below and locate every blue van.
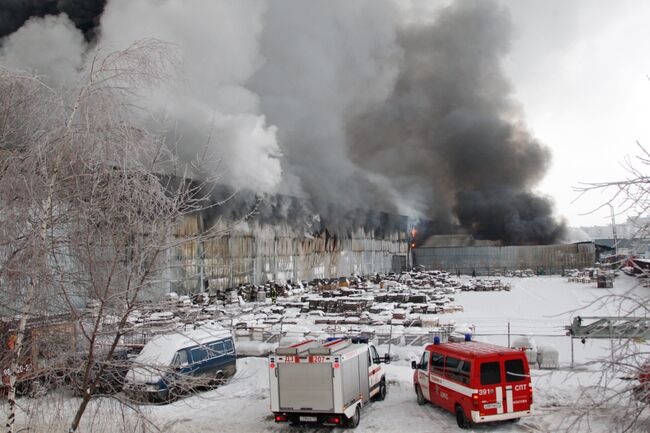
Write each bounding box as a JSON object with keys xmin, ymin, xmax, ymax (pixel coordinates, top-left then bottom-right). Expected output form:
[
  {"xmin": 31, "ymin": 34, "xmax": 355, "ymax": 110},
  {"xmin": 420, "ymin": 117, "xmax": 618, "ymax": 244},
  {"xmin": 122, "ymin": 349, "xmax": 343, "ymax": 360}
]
[{"xmin": 125, "ymin": 326, "xmax": 236, "ymax": 401}]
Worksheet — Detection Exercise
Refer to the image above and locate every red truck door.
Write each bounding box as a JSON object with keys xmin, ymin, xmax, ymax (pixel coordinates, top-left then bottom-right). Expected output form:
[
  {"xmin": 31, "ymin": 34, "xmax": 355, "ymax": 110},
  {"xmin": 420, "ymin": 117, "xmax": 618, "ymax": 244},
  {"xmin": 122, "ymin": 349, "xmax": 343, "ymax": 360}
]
[
  {"xmin": 504, "ymin": 357, "xmax": 532, "ymax": 413},
  {"xmin": 416, "ymin": 350, "xmax": 430, "ymax": 401},
  {"xmin": 429, "ymin": 351, "xmax": 447, "ymax": 407},
  {"xmin": 476, "ymin": 360, "xmax": 503, "ymax": 415}
]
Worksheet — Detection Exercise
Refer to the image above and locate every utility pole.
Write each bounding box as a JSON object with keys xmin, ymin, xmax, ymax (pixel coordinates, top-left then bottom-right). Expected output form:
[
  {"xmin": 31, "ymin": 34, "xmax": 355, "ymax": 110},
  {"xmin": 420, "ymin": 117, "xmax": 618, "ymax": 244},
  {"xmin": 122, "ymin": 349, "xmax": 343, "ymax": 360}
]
[
  {"xmin": 609, "ymin": 204, "xmax": 618, "ymax": 257},
  {"xmin": 198, "ymin": 214, "xmax": 206, "ymax": 294}
]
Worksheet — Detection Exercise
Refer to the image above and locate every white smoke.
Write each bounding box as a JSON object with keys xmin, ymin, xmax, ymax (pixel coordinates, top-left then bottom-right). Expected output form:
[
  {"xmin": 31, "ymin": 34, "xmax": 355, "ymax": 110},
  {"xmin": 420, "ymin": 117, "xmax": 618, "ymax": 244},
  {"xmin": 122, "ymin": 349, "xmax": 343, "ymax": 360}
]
[
  {"xmin": 0, "ymin": 14, "xmax": 86, "ymax": 87},
  {"xmin": 98, "ymin": 0, "xmax": 282, "ymax": 193},
  {"xmin": 249, "ymin": 0, "xmax": 402, "ymax": 212}
]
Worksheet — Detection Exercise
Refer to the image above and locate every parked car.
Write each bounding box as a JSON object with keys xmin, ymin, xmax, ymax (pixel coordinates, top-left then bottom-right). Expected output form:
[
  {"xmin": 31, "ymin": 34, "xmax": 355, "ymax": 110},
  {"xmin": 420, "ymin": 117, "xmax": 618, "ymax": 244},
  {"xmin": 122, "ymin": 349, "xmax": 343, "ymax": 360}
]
[
  {"xmin": 412, "ymin": 336, "xmax": 533, "ymax": 429},
  {"xmin": 124, "ymin": 326, "xmax": 236, "ymax": 402}
]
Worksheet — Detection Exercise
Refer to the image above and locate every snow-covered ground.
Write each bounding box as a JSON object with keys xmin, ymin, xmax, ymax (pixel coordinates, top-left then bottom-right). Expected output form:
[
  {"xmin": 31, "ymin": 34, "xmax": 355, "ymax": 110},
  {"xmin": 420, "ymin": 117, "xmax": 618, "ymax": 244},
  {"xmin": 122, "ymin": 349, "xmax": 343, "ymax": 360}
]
[
  {"xmin": 448, "ymin": 274, "xmax": 647, "ymax": 366},
  {"xmin": 9, "ymin": 275, "xmax": 650, "ymax": 432}
]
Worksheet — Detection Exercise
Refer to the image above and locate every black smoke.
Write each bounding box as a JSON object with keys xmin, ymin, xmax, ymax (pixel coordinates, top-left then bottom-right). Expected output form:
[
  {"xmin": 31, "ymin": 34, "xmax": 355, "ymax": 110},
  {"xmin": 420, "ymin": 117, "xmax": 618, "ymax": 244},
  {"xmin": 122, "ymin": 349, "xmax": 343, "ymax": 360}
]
[
  {"xmin": 0, "ymin": 0, "xmax": 105, "ymax": 39},
  {"xmin": 346, "ymin": 0, "xmax": 565, "ymax": 244},
  {"xmin": 198, "ymin": 184, "xmax": 409, "ymax": 239},
  {"xmin": 454, "ymin": 190, "xmax": 564, "ymax": 245}
]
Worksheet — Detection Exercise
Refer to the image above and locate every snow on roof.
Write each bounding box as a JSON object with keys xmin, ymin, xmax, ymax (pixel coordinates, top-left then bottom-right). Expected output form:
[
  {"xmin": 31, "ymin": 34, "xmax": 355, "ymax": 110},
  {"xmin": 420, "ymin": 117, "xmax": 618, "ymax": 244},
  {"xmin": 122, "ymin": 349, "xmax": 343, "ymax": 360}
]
[
  {"xmin": 135, "ymin": 325, "xmax": 232, "ymax": 366},
  {"xmin": 426, "ymin": 341, "xmax": 519, "ymax": 358}
]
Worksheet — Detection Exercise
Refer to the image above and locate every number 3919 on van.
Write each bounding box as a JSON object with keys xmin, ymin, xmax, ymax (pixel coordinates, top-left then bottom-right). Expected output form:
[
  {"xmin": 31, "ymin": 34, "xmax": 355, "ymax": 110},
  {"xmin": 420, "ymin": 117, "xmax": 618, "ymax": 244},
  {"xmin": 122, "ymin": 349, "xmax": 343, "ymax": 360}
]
[{"xmin": 412, "ymin": 336, "xmax": 533, "ymax": 429}]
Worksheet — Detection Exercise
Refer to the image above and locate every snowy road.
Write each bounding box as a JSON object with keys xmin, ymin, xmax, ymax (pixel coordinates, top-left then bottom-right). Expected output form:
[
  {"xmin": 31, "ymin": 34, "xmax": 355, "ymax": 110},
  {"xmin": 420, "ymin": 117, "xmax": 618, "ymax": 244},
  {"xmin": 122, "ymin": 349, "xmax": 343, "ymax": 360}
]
[
  {"xmin": 148, "ymin": 357, "xmax": 602, "ymax": 433},
  {"xmin": 151, "ymin": 358, "xmax": 532, "ymax": 433},
  {"xmin": 147, "ymin": 275, "xmax": 646, "ymax": 433}
]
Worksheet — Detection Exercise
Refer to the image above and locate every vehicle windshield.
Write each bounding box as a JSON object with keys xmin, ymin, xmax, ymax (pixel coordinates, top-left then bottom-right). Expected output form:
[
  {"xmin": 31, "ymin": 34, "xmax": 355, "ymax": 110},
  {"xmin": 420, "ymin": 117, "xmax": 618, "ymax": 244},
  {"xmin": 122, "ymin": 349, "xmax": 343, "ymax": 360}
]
[{"xmin": 419, "ymin": 351, "xmax": 429, "ymax": 371}]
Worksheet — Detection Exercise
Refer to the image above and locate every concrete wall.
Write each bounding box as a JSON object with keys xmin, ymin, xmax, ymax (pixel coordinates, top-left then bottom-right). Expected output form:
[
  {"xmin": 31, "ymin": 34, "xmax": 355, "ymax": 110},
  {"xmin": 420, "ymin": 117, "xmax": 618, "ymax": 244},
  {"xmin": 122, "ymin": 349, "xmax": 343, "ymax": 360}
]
[
  {"xmin": 170, "ymin": 214, "xmax": 408, "ymax": 293},
  {"xmin": 413, "ymin": 242, "xmax": 595, "ymax": 275}
]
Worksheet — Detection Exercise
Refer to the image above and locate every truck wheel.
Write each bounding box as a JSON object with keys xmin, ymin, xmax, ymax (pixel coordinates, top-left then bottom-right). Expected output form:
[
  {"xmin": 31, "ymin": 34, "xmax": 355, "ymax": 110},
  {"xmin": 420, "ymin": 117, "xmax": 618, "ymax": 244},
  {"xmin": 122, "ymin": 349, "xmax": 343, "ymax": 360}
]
[
  {"xmin": 167, "ymin": 386, "xmax": 181, "ymax": 403},
  {"xmin": 376, "ymin": 381, "xmax": 387, "ymax": 401},
  {"xmin": 455, "ymin": 405, "xmax": 471, "ymax": 429},
  {"xmin": 211, "ymin": 371, "xmax": 225, "ymax": 387},
  {"xmin": 415, "ymin": 385, "xmax": 426, "ymax": 405},
  {"xmin": 346, "ymin": 405, "xmax": 361, "ymax": 428}
]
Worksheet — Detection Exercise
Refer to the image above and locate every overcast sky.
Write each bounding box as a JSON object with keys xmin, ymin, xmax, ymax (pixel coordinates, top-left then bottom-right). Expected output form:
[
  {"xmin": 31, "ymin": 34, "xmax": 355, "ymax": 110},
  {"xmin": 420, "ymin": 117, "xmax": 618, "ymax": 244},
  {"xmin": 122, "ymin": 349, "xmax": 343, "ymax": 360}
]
[
  {"xmin": 506, "ymin": 0, "xmax": 650, "ymax": 229},
  {"xmin": 402, "ymin": 0, "xmax": 650, "ymax": 227}
]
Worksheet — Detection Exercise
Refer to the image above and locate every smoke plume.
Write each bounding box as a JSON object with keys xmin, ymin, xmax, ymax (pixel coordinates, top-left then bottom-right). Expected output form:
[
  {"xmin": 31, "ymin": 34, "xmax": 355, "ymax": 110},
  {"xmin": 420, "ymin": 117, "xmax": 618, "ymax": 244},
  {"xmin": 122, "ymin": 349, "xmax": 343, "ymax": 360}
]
[
  {"xmin": 98, "ymin": 0, "xmax": 283, "ymax": 194},
  {"xmin": 0, "ymin": 0, "xmax": 566, "ymax": 244},
  {"xmin": 0, "ymin": 14, "xmax": 86, "ymax": 87},
  {"xmin": 346, "ymin": 1, "xmax": 566, "ymax": 244},
  {"xmin": 0, "ymin": 0, "xmax": 105, "ymax": 40},
  {"xmin": 248, "ymin": 0, "xmax": 404, "ymax": 229}
]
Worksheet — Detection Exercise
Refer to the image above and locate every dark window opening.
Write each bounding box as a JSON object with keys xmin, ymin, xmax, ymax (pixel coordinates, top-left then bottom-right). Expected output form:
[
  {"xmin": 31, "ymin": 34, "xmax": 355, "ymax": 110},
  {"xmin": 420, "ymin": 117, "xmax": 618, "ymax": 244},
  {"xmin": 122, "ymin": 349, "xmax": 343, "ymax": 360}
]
[
  {"xmin": 505, "ymin": 359, "xmax": 527, "ymax": 382},
  {"xmin": 190, "ymin": 347, "xmax": 208, "ymax": 363},
  {"xmin": 480, "ymin": 361, "xmax": 501, "ymax": 385},
  {"xmin": 456, "ymin": 360, "xmax": 471, "ymax": 385},
  {"xmin": 431, "ymin": 352, "xmax": 444, "ymax": 373},
  {"xmin": 444, "ymin": 356, "xmax": 461, "ymax": 382}
]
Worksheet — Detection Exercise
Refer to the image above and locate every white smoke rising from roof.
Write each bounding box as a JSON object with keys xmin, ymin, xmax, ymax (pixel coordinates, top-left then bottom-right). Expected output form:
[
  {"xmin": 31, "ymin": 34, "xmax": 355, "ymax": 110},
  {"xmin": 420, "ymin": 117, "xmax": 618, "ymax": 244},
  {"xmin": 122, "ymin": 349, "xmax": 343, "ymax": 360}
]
[
  {"xmin": 0, "ymin": 14, "xmax": 85, "ymax": 87},
  {"xmin": 98, "ymin": 0, "xmax": 282, "ymax": 193}
]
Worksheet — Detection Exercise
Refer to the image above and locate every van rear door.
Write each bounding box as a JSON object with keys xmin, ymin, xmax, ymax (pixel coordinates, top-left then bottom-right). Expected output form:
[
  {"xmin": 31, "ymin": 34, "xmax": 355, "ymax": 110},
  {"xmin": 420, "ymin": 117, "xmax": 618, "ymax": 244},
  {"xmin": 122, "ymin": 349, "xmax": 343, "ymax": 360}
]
[
  {"xmin": 504, "ymin": 356, "xmax": 532, "ymax": 412},
  {"xmin": 476, "ymin": 360, "xmax": 503, "ymax": 415}
]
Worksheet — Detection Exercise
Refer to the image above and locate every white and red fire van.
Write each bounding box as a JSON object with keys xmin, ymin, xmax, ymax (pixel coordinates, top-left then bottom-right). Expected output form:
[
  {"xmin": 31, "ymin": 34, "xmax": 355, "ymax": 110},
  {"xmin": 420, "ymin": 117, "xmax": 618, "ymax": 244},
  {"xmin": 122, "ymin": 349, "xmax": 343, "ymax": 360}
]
[
  {"xmin": 412, "ymin": 336, "xmax": 533, "ymax": 429},
  {"xmin": 269, "ymin": 338, "xmax": 388, "ymax": 428}
]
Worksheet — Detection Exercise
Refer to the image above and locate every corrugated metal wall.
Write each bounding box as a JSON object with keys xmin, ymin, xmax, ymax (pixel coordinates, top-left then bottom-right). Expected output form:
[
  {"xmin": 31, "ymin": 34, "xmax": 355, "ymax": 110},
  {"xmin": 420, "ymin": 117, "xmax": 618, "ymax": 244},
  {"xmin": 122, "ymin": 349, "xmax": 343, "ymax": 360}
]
[
  {"xmin": 169, "ymin": 214, "xmax": 408, "ymax": 293},
  {"xmin": 413, "ymin": 243, "xmax": 595, "ymax": 275}
]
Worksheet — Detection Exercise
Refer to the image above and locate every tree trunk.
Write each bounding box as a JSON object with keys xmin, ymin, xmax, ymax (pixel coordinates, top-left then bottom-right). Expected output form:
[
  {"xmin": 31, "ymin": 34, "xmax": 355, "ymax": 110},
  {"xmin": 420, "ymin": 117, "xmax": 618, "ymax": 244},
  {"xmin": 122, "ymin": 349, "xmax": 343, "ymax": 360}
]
[
  {"xmin": 4, "ymin": 279, "xmax": 35, "ymax": 433},
  {"xmin": 5, "ymin": 165, "xmax": 56, "ymax": 433}
]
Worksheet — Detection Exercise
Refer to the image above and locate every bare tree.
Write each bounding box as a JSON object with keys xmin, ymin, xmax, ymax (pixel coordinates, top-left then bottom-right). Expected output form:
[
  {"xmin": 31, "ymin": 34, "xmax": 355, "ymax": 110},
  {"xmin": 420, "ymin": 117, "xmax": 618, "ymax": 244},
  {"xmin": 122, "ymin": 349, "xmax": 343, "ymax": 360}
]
[
  {"xmin": 570, "ymin": 143, "xmax": 650, "ymax": 432},
  {"xmin": 0, "ymin": 66, "xmax": 67, "ymax": 433},
  {"xmin": 1, "ymin": 40, "xmax": 228, "ymax": 433}
]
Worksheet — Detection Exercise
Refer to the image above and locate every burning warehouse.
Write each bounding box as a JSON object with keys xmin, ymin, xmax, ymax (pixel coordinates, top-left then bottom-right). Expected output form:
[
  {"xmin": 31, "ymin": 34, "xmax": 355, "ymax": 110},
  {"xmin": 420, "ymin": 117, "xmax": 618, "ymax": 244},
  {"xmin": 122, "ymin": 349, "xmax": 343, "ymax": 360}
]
[
  {"xmin": 167, "ymin": 191, "xmax": 413, "ymax": 294},
  {"xmin": 0, "ymin": 1, "xmax": 569, "ymax": 298}
]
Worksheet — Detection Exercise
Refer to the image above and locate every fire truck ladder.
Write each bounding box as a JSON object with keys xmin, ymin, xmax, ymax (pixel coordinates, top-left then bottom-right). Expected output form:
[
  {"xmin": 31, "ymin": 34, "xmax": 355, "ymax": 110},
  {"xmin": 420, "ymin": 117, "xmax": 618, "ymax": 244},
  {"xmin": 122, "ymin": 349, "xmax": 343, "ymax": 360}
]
[
  {"xmin": 275, "ymin": 340, "xmax": 321, "ymax": 356},
  {"xmin": 275, "ymin": 339, "xmax": 353, "ymax": 357}
]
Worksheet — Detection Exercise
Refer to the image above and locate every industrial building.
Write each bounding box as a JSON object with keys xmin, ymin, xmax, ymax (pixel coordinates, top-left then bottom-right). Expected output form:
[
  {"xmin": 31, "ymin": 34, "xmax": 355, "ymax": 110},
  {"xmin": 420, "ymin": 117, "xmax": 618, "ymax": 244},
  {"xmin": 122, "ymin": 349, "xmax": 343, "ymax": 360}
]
[
  {"xmin": 413, "ymin": 234, "xmax": 595, "ymax": 276},
  {"xmin": 165, "ymin": 194, "xmax": 598, "ymax": 293},
  {"xmin": 169, "ymin": 206, "xmax": 410, "ymax": 293}
]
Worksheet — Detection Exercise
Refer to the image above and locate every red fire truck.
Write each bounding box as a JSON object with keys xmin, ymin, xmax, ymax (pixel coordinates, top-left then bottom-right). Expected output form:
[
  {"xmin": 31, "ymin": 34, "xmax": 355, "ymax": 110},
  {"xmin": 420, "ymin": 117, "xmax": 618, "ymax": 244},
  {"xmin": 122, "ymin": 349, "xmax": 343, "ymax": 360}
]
[{"xmin": 412, "ymin": 336, "xmax": 533, "ymax": 429}]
